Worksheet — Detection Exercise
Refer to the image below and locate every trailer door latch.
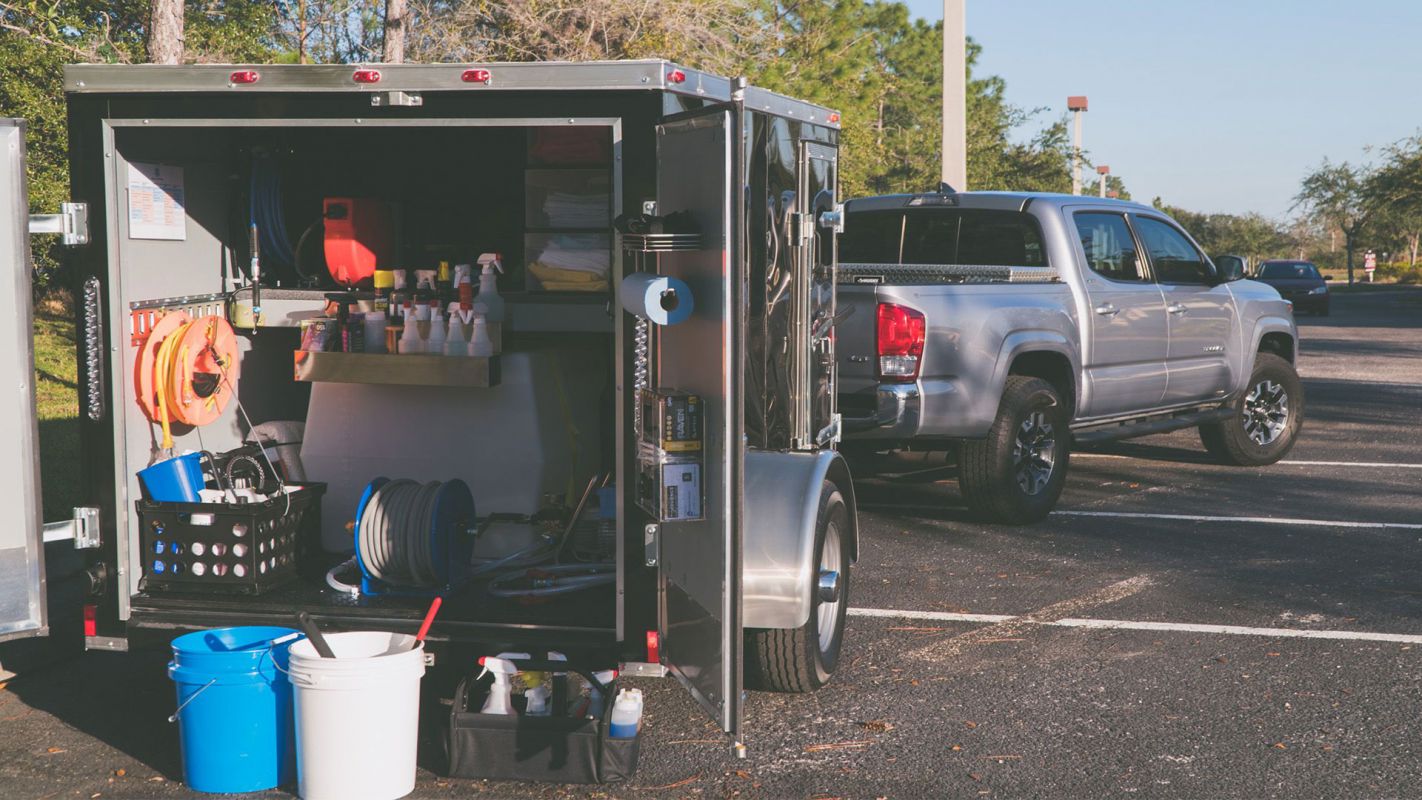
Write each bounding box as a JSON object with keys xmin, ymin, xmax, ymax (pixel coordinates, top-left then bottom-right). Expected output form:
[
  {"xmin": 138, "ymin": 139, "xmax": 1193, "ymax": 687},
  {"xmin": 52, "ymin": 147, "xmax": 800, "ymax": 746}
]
[
  {"xmin": 370, "ymin": 91, "xmax": 423, "ymax": 108},
  {"xmin": 29, "ymin": 202, "xmax": 89, "ymax": 246},
  {"xmin": 42, "ymin": 506, "xmax": 101, "ymax": 550},
  {"xmin": 643, "ymin": 523, "xmax": 659, "ymax": 567}
]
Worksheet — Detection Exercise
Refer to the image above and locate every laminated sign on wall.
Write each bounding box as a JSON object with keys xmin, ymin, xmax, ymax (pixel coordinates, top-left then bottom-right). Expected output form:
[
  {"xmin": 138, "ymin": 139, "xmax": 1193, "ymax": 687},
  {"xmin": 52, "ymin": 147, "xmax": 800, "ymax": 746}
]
[{"xmin": 127, "ymin": 162, "xmax": 186, "ymax": 240}]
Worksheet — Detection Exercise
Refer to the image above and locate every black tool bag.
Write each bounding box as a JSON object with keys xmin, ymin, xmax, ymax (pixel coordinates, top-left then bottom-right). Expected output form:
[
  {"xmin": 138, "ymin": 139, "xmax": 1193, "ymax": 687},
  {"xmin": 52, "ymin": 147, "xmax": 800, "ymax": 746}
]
[{"xmin": 445, "ymin": 659, "xmax": 640, "ymax": 784}]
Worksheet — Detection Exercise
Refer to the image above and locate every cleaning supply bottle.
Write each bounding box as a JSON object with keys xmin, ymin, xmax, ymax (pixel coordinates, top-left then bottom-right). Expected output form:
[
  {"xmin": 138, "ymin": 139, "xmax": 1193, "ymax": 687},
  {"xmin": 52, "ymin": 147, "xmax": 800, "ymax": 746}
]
[
  {"xmin": 585, "ymin": 669, "xmax": 618, "ymax": 719},
  {"xmin": 608, "ymin": 688, "xmax": 643, "ymax": 738},
  {"xmin": 426, "ymin": 299, "xmax": 446, "ymax": 355},
  {"xmin": 444, "ymin": 309, "xmax": 468, "ymax": 356},
  {"xmin": 474, "ymin": 253, "xmax": 505, "ymax": 324},
  {"xmin": 467, "ymin": 303, "xmax": 495, "ymax": 357},
  {"xmin": 478, "ymin": 653, "xmax": 529, "ymax": 715},
  {"xmin": 397, "ymin": 300, "xmax": 422, "ymax": 354},
  {"xmin": 523, "ymin": 675, "xmax": 551, "ymax": 716}
]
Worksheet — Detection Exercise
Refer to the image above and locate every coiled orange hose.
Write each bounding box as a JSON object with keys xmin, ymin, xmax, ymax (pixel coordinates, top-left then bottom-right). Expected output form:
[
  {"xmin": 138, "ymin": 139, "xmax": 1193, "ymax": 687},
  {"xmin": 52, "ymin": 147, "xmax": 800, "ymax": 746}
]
[{"xmin": 136, "ymin": 313, "xmax": 240, "ymax": 449}]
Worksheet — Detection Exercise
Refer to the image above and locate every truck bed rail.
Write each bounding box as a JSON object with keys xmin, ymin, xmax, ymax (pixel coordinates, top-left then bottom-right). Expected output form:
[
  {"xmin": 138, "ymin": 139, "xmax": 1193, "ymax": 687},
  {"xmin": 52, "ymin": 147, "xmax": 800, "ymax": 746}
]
[{"xmin": 838, "ymin": 262, "xmax": 1061, "ymax": 285}]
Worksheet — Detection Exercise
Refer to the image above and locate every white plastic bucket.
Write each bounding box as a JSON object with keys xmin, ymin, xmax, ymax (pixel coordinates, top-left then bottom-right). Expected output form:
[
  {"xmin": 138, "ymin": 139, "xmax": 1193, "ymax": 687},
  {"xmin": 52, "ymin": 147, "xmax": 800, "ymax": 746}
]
[{"xmin": 287, "ymin": 631, "xmax": 425, "ymax": 800}]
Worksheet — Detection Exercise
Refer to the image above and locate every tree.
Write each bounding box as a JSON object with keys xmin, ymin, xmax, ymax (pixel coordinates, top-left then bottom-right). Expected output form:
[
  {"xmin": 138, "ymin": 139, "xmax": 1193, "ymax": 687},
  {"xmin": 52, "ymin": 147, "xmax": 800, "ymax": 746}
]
[
  {"xmin": 148, "ymin": 0, "xmax": 183, "ymax": 63},
  {"xmin": 1294, "ymin": 160, "xmax": 1376, "ymax": 284},
  {"xmin": 1369, "ymin": 133, "xmax": 1422, "ymax": 267},
  {"xmin": 383, "ymin": 0, "xmax": 406, "ymax": 62}
]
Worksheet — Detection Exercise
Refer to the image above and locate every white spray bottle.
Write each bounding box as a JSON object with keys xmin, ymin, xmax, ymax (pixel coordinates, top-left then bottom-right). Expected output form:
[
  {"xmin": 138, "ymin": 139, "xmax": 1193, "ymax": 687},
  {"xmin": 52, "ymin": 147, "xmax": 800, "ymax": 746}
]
[
  {"xmin": 467, "ymin": 302, "xmax": 495, "ymax": 357},
  {"xmin": 585, "ymin": 669, "xmax": 618, "ymax": 719},
  {"xmin": 397, "ymin": 300, "xmax": 422, "ymax": 354},
  {"xmin": 444, "ymin": 308, "xmax": 468, "ymax": 356},
  {"xmin": 474, "ymin": 253, "xmax": 505, "ymax": 324},
  {"xmin": 478, "ymin": 652, "xmax": 529, "ymax": 715},
  {"xmin": 426, "ymin": 299, "xmax": 446, "ymax": 355}
]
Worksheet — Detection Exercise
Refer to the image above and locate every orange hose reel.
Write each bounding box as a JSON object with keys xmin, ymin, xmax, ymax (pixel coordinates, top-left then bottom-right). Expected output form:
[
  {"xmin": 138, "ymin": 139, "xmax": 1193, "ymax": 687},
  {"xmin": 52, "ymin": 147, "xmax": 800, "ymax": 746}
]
[{"xmin": 134, "ymin": 311, "xmax": 240, "ymax": 447}]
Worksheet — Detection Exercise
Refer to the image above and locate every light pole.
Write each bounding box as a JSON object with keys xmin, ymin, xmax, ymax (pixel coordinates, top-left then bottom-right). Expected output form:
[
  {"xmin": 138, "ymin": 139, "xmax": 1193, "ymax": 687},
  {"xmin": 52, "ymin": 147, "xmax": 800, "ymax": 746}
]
[
  {"xmin": 1096, "ymin": 164, "xmax": 1110, "ymax": 198},
  {"xmin": 942, "ymin": 0, "xmax": 967, "ymax": 191},
  {"xmin": 1068, "ymin": 95, "xmax": 1088, "ymax": 195}
]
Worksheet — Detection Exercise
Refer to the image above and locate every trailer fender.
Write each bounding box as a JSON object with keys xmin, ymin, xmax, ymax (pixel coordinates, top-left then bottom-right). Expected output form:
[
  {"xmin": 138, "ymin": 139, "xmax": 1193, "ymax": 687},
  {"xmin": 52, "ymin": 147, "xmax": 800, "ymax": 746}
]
[{"xmin": 742, "ymin": 449, "xmax": 858, "ymax": 630}]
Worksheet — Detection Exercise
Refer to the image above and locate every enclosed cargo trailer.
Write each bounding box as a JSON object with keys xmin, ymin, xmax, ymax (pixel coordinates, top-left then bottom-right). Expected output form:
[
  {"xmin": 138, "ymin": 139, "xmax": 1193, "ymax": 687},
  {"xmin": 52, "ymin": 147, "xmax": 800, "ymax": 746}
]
[{"xmin": 1, "ymin": 60, "xmax": 856, "ymax": 742}]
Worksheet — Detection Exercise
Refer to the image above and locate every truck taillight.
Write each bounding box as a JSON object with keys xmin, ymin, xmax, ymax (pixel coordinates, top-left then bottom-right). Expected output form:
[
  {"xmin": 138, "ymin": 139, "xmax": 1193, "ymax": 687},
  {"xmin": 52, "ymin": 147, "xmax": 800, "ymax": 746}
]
[
  {"xmin": 83, "ymin": 604, "xmax": 97, "ymax": 637},
  {"xmin": 352, "ymin": 69, "xmax": 382, "ymax": 84},
  {"xmin": 877, "ymin": 302, "xmax": 925, "ymax": 382}
]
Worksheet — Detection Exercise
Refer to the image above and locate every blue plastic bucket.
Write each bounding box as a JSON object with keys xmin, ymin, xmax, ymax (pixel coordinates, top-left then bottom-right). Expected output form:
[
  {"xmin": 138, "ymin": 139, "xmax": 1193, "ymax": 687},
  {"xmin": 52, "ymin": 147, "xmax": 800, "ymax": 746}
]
[
  {"xmin": 139, "ymin": 452, "xmax": 207, "ymax": 503},
  {"xmin": 168, "ymin": 626, "xmax": 303, "ymax": 793}
]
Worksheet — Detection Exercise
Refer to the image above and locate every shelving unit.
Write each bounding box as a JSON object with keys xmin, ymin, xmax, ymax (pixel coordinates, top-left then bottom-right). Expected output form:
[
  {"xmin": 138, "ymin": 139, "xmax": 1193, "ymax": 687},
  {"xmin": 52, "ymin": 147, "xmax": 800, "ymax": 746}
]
[
  {"xmin": 292, "ymin": 351, "xmax": 500, "ymax": 388},
  {"xmin": 523, "ymin": 128, "xmax": 614, "ymax": 294}
]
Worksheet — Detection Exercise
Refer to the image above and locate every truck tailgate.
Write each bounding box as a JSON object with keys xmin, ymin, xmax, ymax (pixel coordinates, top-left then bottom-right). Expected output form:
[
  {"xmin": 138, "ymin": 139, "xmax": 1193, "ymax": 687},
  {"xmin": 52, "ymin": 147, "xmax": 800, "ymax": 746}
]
[{"xmin": 835, "ymin": 283, "xmax": 880, "ymax": 418}]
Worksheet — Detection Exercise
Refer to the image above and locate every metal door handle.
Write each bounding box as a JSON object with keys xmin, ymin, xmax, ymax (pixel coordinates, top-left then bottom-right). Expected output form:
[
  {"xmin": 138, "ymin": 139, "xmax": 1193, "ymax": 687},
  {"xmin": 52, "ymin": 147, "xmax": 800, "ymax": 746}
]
[
  {"xmin": 1094, "ymin": 304, "xmax": 1119, "ymax": 317},
  {"xmin": 1167, "ymin": 303, "xmax": 1188, "ymax": 315}
]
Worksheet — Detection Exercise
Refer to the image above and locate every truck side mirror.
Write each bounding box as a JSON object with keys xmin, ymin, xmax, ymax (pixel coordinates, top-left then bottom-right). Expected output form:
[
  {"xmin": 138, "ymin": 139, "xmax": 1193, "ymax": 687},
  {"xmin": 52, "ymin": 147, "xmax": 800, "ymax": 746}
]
[{"xmin": 1214, "ymin": 255, "xmax": 1246, "ymax": 283}]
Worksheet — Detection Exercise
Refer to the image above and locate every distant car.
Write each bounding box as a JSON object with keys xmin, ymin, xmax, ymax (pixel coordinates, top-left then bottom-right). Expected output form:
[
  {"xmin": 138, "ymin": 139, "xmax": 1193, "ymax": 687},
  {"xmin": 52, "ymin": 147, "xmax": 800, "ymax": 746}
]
[{"xmin": 1255, "ymin": 260, "xmax": 1330, "ymax": 316}]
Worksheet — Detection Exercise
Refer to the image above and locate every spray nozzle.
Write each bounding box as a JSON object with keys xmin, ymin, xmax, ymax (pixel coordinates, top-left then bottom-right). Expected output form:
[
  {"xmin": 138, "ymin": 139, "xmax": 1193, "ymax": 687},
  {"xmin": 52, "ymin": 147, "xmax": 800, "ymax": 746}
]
[{"xmin": 477, "ymin": 253, "xmax": 504, "ymax": 275}]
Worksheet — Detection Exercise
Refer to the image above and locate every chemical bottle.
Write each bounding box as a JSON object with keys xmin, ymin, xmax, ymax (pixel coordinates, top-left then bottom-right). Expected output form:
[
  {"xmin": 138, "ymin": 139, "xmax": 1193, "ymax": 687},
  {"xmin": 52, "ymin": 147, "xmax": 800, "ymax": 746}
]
[
  {"xmin": 437, "ymin": 260, "xmax": 453, "ymax": 304},
  {"xmin": 372, "ymin": 269, "xmax": 393, "ymax": 315},
  {"xmin": 467, "ymin": 304, "xmax": 495, "ymax": 357},
  {"xmin": 426, "ymin": 299, "xmax": 446, "ymax": 354},
  {"xmin": 478, "ymin": 653, "xmax": 529, "ymax": 715},
  {"xmin": 363, "ymin": 310, "xmax": 387, "ymax": 354},
  {"xmin": 585, "ymin": 669, "xmax": 618, "ymax": 719},
  {"xmin": 474, "ymin": 253, "xmax": 505, "ymax": 323},
  {"xmin": 397, "ymin": 300, "xmax": 422, "ymax": 354},
  {"xmin": 608, "ymin": 688, "xmax": 643, "ymax": 738},
  {"xmin": 524, "ymin": 684, "xmax": 551, "ymax": 716},
  {"xmin": 444, "ymin": 310, "xmax": 468, "ymax": 356}
]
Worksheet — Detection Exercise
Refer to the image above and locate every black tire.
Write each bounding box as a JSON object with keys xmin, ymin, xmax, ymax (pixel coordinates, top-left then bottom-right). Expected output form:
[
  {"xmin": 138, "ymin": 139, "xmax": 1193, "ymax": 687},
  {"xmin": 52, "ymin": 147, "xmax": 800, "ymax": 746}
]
[
  {"xmin": 744, "ymin": 481, "xmax": 850, "ymax": 693},
  {"xmin": 957, "ymin": 376, "xmax": 1071, "ymax": 524},
  {"xmin": 1199, "ymin": 353, "xmax": 1304, "ymax": 466}
]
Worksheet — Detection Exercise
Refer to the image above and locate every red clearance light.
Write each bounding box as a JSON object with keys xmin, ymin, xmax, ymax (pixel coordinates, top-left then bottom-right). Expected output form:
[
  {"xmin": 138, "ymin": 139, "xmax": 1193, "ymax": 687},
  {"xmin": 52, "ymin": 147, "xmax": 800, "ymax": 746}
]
[
  {"xmin": 646, "ymin": 630, "xmax": 661, "ymax": 663},
  {"xmin": 666, "ymin": 69, "xmax": 686, "ymax": 84},
  {"xmin": 229, "ymin": 70, "xmax": 261, "ymax": 85},
  {"xmin": 828, "ymin": 112, "xmax": 841, "ymax": 124},
  {"xmin": 461, "ymin": 68, "xmax": 492, "ymax": 84},
  {"xmin": 877, "ymin": 302, "xmax": 926, "ymax": 382},
  {"xmin": 83, "ymin": 603, "xmax": 97, "ymax": 637},
  {"xmin": 352, "ymin": 69, "xmax": 382, "ymax": 84}
]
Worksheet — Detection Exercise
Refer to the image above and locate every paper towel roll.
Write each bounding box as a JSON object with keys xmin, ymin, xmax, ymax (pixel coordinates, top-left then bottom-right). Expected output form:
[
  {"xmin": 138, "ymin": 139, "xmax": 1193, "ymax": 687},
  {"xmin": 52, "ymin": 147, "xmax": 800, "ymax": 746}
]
[{"xmin": 620, "ymin": 272, "xmax": 694, "ymax": 325}]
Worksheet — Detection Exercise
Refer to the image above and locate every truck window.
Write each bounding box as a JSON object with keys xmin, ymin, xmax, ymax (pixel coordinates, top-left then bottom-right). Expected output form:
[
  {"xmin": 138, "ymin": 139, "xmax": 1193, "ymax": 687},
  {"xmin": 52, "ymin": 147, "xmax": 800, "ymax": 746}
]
[
  {"xmin": 1074, "ymin": 212, "xmax": 1145, "ymax": 282},
  {"xmin": 1134, "ymin": 216, "xmax": 1214, "ymax": 285},
  {"xmin": 840, "ymin": 208, "xmax": 1046, "ymax": 267}
]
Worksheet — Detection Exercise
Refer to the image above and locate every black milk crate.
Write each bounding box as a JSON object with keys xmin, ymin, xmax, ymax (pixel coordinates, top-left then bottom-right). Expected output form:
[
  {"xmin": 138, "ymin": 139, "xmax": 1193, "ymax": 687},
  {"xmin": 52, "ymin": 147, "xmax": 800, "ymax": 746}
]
[{"xmin": 137, "ymin": 483, "xmax": 326, "ymax": 595}]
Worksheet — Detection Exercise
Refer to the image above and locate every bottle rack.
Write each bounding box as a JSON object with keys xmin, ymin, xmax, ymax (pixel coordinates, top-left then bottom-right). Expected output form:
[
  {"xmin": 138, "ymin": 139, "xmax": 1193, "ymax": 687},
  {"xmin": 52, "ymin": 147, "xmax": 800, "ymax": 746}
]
[
  {"xmin": 292, "ymin": 351, "xmax": 500, "ymax": 388},
  {"xmin": 618, "ymin": 233, "xmax": 704, "ymax": 253}
]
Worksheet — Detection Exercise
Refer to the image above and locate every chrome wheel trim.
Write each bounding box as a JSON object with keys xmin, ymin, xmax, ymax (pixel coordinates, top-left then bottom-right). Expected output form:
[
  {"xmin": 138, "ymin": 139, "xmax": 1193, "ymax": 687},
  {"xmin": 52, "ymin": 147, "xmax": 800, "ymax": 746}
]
[
  {"xmin": 816, "ymin": 519, "xmax": 842, "ymax": 654},
  {"xmin": 1242, "ymin": 379, "xmax": 1289, "ymax": 446},
  {"xmin": 1013, "ymin": 410, "xmax": 1057, "ymax": 495}
]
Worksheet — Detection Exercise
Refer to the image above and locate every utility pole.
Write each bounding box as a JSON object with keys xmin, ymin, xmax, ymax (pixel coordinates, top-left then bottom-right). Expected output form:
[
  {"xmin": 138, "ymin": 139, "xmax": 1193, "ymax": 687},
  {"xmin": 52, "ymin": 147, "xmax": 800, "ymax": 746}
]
[
  {"xmin": 1096, "ymin": 164, "xmax": 1110, "ymax": 198},
  {"xmin": 941, "ymin": 0, "xmax": 967, "ymax": 192},
  {"xmin": 1067, "ymin": 96, "xmax": 1087, "ymax": 195}
]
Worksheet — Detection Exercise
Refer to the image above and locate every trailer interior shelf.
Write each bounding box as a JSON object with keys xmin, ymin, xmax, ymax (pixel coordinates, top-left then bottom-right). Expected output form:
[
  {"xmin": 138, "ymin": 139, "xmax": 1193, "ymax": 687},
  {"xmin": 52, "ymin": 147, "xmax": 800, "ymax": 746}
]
[
  {"xmin": 293, "ymin": 351, "xmax": 501, "ymax": 388},
  {"xmin": 620, "ymin": 233, "xmax": 704, "ymax": 252}
]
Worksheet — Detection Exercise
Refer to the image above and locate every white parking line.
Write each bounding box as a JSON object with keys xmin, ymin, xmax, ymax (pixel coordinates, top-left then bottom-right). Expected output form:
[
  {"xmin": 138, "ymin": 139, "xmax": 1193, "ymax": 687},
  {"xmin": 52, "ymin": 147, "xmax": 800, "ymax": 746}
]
[
  {"xmin": 849, "ymin": 607, "xmax": 1422, "ymax": 645},
  {"xmin": 1074, "ymin": 453, "xmax": 1422, "ymax": 469},
  {"xmin": 1052, "ymin": 510, "xmax": 1422, "ymax": 530}
]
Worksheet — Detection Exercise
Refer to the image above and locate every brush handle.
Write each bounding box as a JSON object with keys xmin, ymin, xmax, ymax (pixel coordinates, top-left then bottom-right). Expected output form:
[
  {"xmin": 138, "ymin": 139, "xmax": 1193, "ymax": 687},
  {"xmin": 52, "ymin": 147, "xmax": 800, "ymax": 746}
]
[
  {"xmin": 415, "ymin": 596, "xmax": 443, "ymax": 642},
  {"xmin": 296, "ymin": 611, "xmax": 336, "ymax": 659}
]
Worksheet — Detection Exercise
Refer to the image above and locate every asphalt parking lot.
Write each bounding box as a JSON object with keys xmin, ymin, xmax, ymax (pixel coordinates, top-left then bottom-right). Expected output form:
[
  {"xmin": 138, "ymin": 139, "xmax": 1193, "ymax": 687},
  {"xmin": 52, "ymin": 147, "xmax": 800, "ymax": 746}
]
[{"xmin": 3, "ymin": 287, "xmax": 1419, "ymax": 799}]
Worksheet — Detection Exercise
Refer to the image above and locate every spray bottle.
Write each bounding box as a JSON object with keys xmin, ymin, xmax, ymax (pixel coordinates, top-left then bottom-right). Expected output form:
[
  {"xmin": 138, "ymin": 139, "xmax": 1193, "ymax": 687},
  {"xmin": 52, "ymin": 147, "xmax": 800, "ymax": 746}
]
[
  {"xmin": 478, "ymin": 652, "xmax": 530, "ymax": 715},
  {"xmin": 467, "ymin": 302, "xmax": 495, "ymax": 357},
  {"xmin": 444, "ymin": 310, "xmax": 468, "ymax": 356},
  {"xmin": 426, "ymin": 298, "xmax": 447, "ymax": 355},
  {"xmin": 474, "ymin": 253, "xmax": 505, "ymax": 324},
  {"xmin": 583, "ymin": 669, "xmax": 618, "ymax": 719},
  {"xmin": 397, "ymin": 300, "xmax": 422, "ymax": 354}
]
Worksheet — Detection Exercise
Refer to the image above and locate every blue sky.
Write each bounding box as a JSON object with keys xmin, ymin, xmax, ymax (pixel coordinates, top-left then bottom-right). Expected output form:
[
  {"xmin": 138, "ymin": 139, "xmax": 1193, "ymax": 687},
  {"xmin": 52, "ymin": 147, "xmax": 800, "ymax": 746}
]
[{"xmin": 902, "ymin": 0, "xmax": 1422, "ymax": 217}]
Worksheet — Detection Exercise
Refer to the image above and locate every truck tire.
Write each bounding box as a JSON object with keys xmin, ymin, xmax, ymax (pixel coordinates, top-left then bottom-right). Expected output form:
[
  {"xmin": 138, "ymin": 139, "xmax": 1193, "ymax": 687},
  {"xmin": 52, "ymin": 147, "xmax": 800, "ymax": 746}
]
[
  {"xmin": 958, "ymin": 376, "xmax": 1070, "ymax": 524},
  {"xmin": 744, "ymin": 480, "xmax": 849, "ymax": 693},
  {"xmin": 1199, "ymin": 353, "xmax": 1303, "ymax": 466}
]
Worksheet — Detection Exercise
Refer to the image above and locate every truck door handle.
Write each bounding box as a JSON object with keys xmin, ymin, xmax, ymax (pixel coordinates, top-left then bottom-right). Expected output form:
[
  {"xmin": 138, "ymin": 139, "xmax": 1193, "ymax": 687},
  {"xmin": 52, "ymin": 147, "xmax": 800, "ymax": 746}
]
[
  {"xmin": 1167, "ymin": 303, "xmax": 1188, "ymax": 315},
  {"xmin": 1094, "ymin": 303, "xmax": 1119, "ymax": 317}
]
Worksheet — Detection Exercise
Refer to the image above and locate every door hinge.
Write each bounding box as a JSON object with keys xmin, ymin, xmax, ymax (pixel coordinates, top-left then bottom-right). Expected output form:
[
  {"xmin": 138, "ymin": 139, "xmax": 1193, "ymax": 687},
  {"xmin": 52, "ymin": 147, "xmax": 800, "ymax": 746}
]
[
  {"xmin": 789, "ymin": 212, "xmax": 815, "ymax": 244},
  {"xmin": 29, "ymin": 202, "xmax": 89, "ymax": 246},
  {"xmin": 644, "ymin": 523, "xmax": 659, "ymax": 568},
  {"xmin": 42, "ymin": 507, "xmax": 101, "ymax": 549}
]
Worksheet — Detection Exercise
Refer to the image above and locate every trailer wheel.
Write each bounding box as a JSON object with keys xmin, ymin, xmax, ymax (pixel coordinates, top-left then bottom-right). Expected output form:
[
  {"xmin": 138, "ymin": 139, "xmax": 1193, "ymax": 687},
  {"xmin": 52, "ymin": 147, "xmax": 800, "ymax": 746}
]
[
  {"xmin": 958, "ymin": 376, "xmax": 1070, "ymax": 524},
  {"xmin": 744, "ymin": 480, "xmax": 850, "ymax": 693},
  {"xmin": 1200, "ymin": 353, "xmax": 1304, "ymax": 466}
]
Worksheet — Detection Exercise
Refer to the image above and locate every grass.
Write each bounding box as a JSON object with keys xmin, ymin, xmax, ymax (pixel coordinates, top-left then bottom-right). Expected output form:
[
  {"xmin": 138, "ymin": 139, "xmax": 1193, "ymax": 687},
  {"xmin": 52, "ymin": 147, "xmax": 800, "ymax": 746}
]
[{"xmin": 33, "ymin": 311, "xmax": 81, "ymax": 521}]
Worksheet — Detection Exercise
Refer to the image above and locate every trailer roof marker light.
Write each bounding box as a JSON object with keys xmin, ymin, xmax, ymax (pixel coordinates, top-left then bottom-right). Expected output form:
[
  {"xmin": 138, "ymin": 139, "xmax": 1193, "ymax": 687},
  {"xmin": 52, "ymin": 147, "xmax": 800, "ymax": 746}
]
[
  {"xmin": 828, "ymin": 112, "xmax": 841, "ymax": 124},
  {"xmin": 352, "ymin": 69, "xmax": 382, "ymax": 84},
  {"xmin": 228, "ymin": 70, "xmax": 261, "ymax": 86},
  {"xmin": 666, "ymin": 69, "xmax": 686, "ymax": 84},
  {"xmin": 461, "ymin": 68, "xmax": 492, "ymax": 85}
]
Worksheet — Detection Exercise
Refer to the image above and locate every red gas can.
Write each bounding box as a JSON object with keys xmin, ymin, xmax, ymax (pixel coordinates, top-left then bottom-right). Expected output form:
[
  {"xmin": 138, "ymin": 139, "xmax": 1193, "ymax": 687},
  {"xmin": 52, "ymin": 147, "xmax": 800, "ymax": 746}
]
[{"xmin": 322, "ymin": 198, "xmax": 394, "ymax": 286}]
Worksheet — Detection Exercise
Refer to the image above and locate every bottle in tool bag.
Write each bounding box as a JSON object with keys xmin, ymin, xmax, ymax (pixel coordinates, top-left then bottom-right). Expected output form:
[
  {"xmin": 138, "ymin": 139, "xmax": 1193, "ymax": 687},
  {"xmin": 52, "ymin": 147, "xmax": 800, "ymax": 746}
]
[
  {"xmin": 608, "ymin": 688, "xmax": 643, "ymax": 738},
  {"xmin": 478, "ymin": 653, "xmax": 529, "ymax": 715},
  {"xmin": 582, "ymin": 669, "xmax": 618, "ymax": 719},
  {"xmin": 474, "ymin": 253, "xmax": 504, "ymax": 324}
]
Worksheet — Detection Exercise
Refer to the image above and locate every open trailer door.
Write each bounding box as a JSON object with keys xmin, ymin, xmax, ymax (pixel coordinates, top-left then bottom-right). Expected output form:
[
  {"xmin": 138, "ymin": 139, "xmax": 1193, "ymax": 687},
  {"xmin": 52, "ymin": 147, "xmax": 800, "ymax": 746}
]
[
  {"xmin": 0, "ymin": 119, "xmax": 50, "ymax": 643},
  {"xmin": 652, "ymin": 107, "xmax": 743, "ymax": 735}
]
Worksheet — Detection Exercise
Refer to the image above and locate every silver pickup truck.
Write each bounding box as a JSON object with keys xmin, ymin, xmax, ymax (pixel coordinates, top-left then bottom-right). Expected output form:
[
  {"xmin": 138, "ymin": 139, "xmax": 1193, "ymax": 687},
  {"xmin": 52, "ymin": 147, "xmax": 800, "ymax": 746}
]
[{"xmin": 835, "ymin": 191, "xmax": 1302, "ymax": 523}]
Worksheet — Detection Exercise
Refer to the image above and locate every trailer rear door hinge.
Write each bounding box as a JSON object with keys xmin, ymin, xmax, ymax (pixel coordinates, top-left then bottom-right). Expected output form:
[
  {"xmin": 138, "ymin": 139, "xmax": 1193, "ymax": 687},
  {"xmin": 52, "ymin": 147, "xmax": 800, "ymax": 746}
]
[
  {"xmin": 42, "ymin": 506, "xmax": 101, "ymax": 549},
  {"xmin": 29, "ymin": 202, "xmax": 89, "ymax": 246},
  {"xmin": 370, "ymin": 91, "xmax": 423, "ymax": 108}
]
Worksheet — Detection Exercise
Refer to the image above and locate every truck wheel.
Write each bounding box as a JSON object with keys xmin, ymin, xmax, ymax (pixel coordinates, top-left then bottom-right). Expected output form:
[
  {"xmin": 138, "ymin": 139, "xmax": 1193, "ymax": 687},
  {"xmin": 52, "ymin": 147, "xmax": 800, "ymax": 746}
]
[
  {"xmin": 1199, "ymin": 353, "xmax": 1303, "ymax": 466},
  {"xmin": 958, "ymin": 376, "xmax": 1070, "ymax": 524},
  {"xmin": 744, "ymin": 480, "xmax": 849, "ymax": 693}
]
